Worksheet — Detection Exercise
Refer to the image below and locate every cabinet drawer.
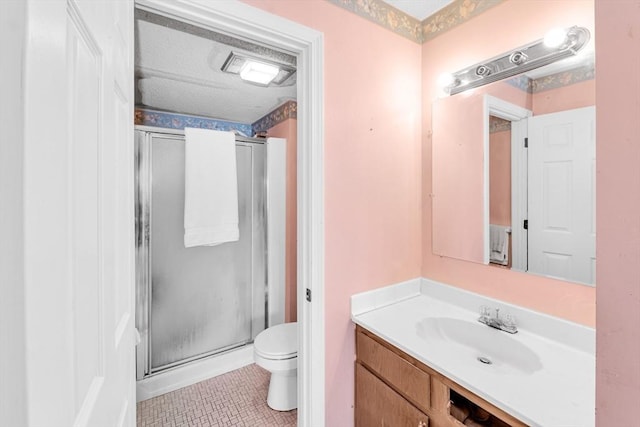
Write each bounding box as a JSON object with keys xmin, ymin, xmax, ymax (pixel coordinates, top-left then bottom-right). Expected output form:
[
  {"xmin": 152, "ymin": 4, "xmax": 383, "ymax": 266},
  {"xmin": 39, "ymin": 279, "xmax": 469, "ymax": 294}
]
[
  {"xmin": 356, "ymin": 363, "xmax": 429, "ymax": 427},
  {"xmin": 357, "ymin": 330, "xmax": 431, "ymax": 412}
]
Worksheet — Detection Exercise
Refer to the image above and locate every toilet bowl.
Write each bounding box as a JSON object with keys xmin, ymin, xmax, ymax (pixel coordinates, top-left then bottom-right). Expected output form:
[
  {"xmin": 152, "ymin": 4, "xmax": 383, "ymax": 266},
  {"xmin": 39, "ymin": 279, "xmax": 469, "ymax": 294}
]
[{"xmin": 253, "ymin": 322, "xmax": 298, "ymax": 411}]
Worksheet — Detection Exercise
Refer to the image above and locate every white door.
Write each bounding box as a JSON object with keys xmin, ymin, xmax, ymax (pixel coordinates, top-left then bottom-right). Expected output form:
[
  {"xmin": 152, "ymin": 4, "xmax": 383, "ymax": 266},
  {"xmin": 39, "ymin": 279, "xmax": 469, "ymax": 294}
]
[
  {"xmin": 527, "ymin": 106, "xmax": 596, "ymax": 284},
  {"xmin": 22, "ymin": 1, "xmax": 135, "ymax": 426}
]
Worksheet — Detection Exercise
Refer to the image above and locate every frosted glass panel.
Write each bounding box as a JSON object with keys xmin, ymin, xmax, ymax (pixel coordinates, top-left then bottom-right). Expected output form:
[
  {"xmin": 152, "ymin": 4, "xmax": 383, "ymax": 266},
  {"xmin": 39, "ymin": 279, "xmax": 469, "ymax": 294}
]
[{"xmin": 149, "ymin": 136, "xmax": 265, "ymax": 371}]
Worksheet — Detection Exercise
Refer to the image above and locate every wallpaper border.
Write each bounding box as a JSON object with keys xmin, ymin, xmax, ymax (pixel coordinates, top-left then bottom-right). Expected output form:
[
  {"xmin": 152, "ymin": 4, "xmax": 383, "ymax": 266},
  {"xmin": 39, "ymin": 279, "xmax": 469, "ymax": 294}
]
[
  {"xmin": 422, "ymin": 0, "xmax": 505, "ymax": 42},
  {"xmin": 252, "ymin": 100, "xmax": 297, "ymax": 133},
  {"xmin": 134, "ymin": 108, "xmax": 253, "ymax": 136},
  {"xmin": 326, "ymin": 0, "xmax": 423, "ymax": 43},
  {"xmin": 326, "ymin": 0, "xmax": 505, "ymax": 43}
]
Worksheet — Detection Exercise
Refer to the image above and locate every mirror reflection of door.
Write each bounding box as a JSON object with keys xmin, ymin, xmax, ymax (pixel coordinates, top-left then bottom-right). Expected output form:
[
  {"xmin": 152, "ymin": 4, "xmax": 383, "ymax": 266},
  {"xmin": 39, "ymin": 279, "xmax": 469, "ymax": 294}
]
[
  {"xmin": 488, "ymin": 102, "xmax": 596, "ymax": 286},
  {"xmin": 527, "ymin": 107, "xmax": 596, "ymax": 285}
]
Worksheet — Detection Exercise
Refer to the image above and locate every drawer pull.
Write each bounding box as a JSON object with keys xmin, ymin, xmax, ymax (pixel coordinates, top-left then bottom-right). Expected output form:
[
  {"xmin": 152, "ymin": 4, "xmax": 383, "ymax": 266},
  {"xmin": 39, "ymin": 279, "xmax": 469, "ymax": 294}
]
[{"xmin": 418, "ymin": 421, "xmax": 427, "ymax": 427}]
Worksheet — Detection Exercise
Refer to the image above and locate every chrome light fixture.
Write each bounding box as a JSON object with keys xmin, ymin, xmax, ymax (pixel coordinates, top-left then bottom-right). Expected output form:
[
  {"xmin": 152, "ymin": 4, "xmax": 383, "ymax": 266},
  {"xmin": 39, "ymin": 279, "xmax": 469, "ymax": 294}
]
[
  {"xmin": 442, "ymin": 26, "xmax": 590, "ymax": 95},
  {"xmin": 221, "ymin": 51, "xmax": 296, "ymax": 86}
]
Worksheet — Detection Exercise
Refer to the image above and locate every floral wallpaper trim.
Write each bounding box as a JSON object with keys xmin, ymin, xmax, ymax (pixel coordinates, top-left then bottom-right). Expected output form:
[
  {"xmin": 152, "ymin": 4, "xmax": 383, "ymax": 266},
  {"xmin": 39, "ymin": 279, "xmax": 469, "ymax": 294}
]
[
  {"xmin": 252, "ymin": 100, "xmax": 297, "ymax": 134},
  {"xmin": 505, "ymin": 64, "xmax": 595, "ymax": 94},
  {"xmin": 422, "ymin": 0, "xmax": 505, "ymax": 42},
  {"xmin": 326, "ymin": 0, "xmax": 504, "ymax": 43},
  {"xmin": 531, "ymin": 64, "xmax": 595, "ymax": 93},
  {"xmin": 134, "ymin": 108, "xmax": 253, "ymax": 136},
  {"xmin": 490, "ymin": 116, "xmax": 511, "ymax": 133},
  {"xmin": 326, "ymin": 0, "xmax": 423, "ymax": 43}
]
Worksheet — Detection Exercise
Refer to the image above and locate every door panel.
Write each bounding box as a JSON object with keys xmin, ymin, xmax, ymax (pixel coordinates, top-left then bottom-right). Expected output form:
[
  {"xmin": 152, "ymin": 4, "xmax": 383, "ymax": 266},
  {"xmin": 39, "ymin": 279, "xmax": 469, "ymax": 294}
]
[
  {"xmin": 355, "ymin": 363, "xmax": 429, "ymax": 427},
  {"xmin": 23, "ymin": 1, "xmax": 135, "ymax": 426},
  {"xmin": 68, "ymin": 6, "xmax": 103, "ymax": 416},
  {"xmin": 528, "ymin": 106, "xmax": 596, "ymax": 285}
]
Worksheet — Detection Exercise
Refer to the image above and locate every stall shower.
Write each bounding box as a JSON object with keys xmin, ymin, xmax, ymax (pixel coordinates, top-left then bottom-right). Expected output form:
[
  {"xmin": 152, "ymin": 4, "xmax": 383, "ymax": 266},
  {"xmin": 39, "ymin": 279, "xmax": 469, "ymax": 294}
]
[{"xmin": 135, "ymin": 128, "xmax": 269, "ymax": 379}]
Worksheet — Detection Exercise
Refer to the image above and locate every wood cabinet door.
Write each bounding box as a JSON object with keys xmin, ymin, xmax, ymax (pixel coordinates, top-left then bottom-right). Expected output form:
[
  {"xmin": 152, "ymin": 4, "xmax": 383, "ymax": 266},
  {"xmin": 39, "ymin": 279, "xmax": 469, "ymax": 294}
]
[
  {"xmin": 357, "ymin": 330, "xmax": 431, "ymax": 412},
  {"xmin": 356, "ymin": 363, "xmax": 428, "ymax": 427}
]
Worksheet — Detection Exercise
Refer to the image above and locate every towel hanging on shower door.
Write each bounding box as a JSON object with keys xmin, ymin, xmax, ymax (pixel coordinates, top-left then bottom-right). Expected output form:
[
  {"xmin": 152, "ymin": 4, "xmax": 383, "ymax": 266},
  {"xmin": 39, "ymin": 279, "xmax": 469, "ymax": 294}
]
[{"xmin": 184, "ymin": 127, "xmax": 239, "ymax": 247}]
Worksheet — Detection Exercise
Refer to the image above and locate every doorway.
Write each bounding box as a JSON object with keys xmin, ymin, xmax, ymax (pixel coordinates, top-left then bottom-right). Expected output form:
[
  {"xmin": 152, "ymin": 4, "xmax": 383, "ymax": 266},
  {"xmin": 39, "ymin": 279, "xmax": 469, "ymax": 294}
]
[{"xmin": 133, "ymin": 1, "xmax": 325, "ymax": 425}]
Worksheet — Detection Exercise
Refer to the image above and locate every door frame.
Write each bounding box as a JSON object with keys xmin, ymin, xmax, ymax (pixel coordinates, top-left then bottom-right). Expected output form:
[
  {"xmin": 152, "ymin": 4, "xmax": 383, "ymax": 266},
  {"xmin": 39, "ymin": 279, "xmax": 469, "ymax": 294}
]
[
  {"xmin": 484, "ymin": 95, "xmax": 531, "ymax": 271},
  {"xmin": 133, "ymin": 1, "xmax": 325, "ymax": 425}
]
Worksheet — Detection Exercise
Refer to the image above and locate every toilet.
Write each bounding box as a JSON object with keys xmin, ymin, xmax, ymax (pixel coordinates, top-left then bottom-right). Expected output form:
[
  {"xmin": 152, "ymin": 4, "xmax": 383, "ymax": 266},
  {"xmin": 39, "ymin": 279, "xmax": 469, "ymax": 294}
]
[{"xmin": 253, "ymin": 322, "xmax": 298, "ymax": 411}]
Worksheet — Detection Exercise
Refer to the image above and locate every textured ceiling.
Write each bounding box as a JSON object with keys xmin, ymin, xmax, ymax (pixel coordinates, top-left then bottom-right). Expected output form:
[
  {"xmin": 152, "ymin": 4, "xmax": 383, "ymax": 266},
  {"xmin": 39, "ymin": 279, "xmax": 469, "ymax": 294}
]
[
  {"xmin": 135, "ymin": 2, "xmax": 591, "ymax": 125},
  {"xmin": 384, "ymin": 0, "xmax": 454, "ymax": 20},
  {"xmin": 135, "ymin": 16, "xmax": 296, "ymax": 124}
]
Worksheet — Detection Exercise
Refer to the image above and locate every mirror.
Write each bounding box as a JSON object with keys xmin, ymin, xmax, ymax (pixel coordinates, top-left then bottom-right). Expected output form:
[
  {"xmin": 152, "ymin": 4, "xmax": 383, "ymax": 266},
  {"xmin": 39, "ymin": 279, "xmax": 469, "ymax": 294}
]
[{"xmin": 432, "ymin": 6, "xmax": 595, "ymax": 286}]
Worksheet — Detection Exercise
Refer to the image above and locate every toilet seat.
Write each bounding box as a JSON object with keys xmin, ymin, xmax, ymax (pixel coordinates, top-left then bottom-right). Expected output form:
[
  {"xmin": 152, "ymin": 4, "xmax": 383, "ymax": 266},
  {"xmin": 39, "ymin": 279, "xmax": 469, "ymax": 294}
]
[{"xmin": 254, "ymin": 322, "xmax": 297, "ymax": 360}]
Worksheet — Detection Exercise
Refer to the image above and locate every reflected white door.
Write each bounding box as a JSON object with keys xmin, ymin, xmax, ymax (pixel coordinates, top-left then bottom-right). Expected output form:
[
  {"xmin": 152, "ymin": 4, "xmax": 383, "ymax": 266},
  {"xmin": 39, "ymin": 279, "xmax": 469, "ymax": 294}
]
[
  {"xmin": 527, "ymin": 106, "xmax": 596, "ymax": 284},
  {"xmin": 23, "ymin": 1, "xmax": 135, "ymax": 426}
]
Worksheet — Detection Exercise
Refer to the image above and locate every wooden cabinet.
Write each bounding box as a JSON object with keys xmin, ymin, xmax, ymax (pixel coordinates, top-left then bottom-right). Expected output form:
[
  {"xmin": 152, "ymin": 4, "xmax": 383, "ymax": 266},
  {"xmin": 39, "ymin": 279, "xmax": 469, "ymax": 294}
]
[
  {"xmin": 356, "ymin": 364, "xmax": 429, "ymax": 427},
  {"xmin": 355, "ymin": 326, "xmax": 528, "ymax": 427},
  {"xmin": 357, "ymin": 330, "xmax": 431, "ymax": 413}
]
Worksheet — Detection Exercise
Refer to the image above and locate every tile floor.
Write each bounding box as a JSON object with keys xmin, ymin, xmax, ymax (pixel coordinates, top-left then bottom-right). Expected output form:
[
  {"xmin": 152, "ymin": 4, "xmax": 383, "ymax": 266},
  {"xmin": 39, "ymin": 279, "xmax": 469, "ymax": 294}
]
[{"xmin": 136, "ymin": 364, "xmax": 297, "ymax": 427}]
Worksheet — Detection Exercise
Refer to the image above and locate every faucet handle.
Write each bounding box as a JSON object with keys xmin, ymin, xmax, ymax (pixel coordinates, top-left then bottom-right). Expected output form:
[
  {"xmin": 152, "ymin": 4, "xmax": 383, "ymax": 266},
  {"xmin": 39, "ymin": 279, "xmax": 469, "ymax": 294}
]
[
  {"xmin": 479, "ymin": 305, "xmax": 491, "ymax": 318},
  {"xmin": 504, "ymin": 313, "xmax": 517, "ymax": 327}
]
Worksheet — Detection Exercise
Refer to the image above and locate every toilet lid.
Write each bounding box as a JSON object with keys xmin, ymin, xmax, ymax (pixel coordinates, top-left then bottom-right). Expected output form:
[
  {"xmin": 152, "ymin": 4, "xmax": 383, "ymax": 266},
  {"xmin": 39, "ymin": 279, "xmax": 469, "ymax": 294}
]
[{"xmin": 254, "ymin": 322, "xmax": 297, "ymax": 359}]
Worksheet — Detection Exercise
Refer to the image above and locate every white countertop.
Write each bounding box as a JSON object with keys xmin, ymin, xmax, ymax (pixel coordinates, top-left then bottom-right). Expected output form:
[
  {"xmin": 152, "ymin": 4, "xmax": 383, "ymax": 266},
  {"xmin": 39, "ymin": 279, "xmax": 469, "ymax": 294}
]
[{"xmin": 351, "ymin": 278, "xmax": 595, "ymax": 427}]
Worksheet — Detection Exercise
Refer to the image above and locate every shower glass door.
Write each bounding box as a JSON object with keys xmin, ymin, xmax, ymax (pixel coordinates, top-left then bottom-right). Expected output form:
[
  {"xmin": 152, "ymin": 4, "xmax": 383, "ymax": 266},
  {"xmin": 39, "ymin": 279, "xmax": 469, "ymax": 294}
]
[{"xmin": 135, "ymin": 129, "xmax": 267, "ymax": 377}]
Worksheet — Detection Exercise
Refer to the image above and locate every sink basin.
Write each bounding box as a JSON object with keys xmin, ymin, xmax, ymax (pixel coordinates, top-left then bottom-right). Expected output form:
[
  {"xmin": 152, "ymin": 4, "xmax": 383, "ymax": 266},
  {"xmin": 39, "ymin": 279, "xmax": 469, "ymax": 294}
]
[{"xmin": 416, "ymin": 317, "xmax": 542, "ymax": 375}]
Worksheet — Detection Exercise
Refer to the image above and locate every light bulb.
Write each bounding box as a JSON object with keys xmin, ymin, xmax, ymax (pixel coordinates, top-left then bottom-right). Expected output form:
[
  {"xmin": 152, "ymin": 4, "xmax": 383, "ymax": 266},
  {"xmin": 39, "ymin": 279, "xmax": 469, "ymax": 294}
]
[
  {"xmin": 239, "ymin": 61, "xmax": 280, "ymax": 85},
  {"xmin": 437, "ymin": 73, "xmax": 455, "ymax": 88},
  {"xmin": 544, "ymin": 28, "xmax": 568, "ymax": 48}
]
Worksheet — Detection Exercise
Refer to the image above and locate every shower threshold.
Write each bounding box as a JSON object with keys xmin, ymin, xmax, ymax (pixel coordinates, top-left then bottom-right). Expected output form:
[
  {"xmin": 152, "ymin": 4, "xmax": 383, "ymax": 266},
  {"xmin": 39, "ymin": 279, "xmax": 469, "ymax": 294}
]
[
  {"xmin": 147, "ymin": 339, "xmax": 253, "ymax": 377},
  {"xmin": 136, "ymin": 342, "xmax": 256, "ymax": 402}
]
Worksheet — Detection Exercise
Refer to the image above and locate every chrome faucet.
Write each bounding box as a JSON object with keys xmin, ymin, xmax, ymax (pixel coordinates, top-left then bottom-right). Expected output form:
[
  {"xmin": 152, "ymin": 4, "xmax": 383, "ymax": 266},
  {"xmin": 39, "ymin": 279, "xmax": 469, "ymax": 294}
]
[{"xmin": 478, "ymin": 306, "xmax": 518, "ymax": 334}]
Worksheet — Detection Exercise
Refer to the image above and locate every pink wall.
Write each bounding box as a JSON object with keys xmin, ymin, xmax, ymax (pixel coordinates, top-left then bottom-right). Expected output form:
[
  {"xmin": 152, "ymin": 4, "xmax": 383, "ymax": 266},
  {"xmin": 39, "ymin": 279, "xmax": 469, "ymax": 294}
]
[
  {"xmin": 533, "ymin": 79, "xmax": 595, "ymax": 115},
  {"xmin": 267, "ymin": 118, "xmax": 298, "ymax": 323},
  {"xmin": 432, "ymin": 93, "xmax": 485, "ymax": 263},
  {"xmin": 486, "ymin": 80, "xmax": 533, "ymax": 111},
  {"xmin": 242, "ymin": 1, "xmax": 423, "ymax": 425},
  {"xmin": 239, "ymin": 1, "xmax": 640, "ymax": 425},
  {"xmin": 533, "ymin": 80, "xmax": 596, "ymax": 116},
  {"xmin": 422, "ymin": 0, "xmax": 596, "ymax": 327},
  {"xmin": 489, "ymin": 128, "xmax": 511, "ymax": 227},
  {"xmin": 595, "ymin": 0, "xmax": 640, "ymax": 424}
]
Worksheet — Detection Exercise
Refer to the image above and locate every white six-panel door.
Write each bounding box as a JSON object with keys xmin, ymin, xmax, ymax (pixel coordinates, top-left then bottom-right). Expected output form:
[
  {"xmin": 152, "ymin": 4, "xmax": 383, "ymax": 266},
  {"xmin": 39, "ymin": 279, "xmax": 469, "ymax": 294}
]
[
  {"xmin": 527, "ymin": 106, "xmax": 596, "ymax": 285},
  {"xmin": 23, "ymin": 1, "xmax": 135, "ymax": 425}
]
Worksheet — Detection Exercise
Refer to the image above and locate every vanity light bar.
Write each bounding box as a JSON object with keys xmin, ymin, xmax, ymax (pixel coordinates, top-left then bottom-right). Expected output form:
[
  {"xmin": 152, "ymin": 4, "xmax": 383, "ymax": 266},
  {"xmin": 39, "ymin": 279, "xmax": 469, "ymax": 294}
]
[{"xmin": 443, "ymin": 26, "xmax": 590, "ymax": 95}]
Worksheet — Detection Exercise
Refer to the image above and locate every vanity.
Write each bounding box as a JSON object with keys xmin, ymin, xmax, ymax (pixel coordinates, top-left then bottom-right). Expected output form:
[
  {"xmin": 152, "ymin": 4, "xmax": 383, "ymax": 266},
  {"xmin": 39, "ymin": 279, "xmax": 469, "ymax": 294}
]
[
  {"xmin": 351, "ymin": 279, "xmax": 595, "ymax": 427},
  {"xmin": 353, "ymin": 1, "xmax": 598, "ymax": 425},
  {"xmin": 353, "ymin": 4, "xmax": 596, "ymax": 424}
]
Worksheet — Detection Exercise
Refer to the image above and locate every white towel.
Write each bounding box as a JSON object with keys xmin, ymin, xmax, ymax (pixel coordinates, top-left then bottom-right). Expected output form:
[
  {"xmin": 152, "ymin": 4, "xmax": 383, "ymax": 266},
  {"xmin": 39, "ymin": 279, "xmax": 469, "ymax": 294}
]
[
  {"xmin": 489, "ymin": 224, "xmax": 511, "ymax": 265},
  {"xmin": 184, "ymin": 128, "xmax": 239, "ymax": 247}
]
